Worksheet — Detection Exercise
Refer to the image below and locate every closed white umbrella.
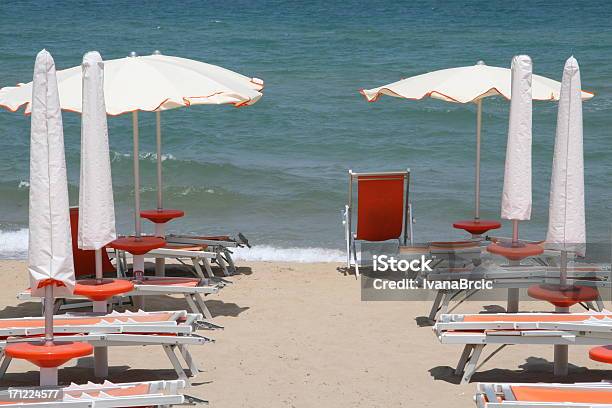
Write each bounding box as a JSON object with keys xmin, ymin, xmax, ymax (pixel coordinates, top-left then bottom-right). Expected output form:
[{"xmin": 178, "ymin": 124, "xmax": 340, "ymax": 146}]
[
  {"xmin": 0, "ymin": 53, "xmax": 264, "ymax": 276},
  {"xmin": 361, "ymin": 61, "xmax": 593, "ymax": 236},
  {"xmin": 5, "ymin": 50, "xmax": 92, "ymax": 387},
  {"xmin": 486, "ymin": 56, "xmax": 543, "ymax": 312},
  {"xmin": 546, "ymin": 56, "xmax": 586, "ymax": 376},
  {"xmin": 78, "ymin": 51, "xmax": 117, "ymax": 378}
]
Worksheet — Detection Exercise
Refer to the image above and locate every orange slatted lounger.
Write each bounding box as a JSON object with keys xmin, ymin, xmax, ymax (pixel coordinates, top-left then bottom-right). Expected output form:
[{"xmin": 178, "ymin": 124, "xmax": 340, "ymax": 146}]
[
  {"xmin": 0, "ymin": 310, "xmax": 211, "ymax": 381},
  {"xmin": 434, "ymin": 312, "xmax": 612, "ymax": 384},
  {"xmin": 474, "ymin": 382, "xmax": 612, "ymax": 408}
]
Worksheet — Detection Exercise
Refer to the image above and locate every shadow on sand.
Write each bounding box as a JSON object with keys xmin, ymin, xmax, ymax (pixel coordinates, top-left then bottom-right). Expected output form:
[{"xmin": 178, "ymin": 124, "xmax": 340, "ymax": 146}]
[{"xmin": 430, "ymin": 356, "xmax": 612, "ymax": 385}]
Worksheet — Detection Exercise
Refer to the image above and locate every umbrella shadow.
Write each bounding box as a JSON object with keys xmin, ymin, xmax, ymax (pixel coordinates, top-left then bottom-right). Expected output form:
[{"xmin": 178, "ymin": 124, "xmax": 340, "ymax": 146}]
[{"xmin": 430, "ymin": 356, "xmax": 612, "ymax": 384}]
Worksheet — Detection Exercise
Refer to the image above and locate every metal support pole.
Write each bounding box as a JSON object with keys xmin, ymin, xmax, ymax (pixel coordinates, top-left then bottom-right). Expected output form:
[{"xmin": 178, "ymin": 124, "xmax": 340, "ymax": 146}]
[
  {"xmin": 512, "ymin": 220, "xmax": 519, "ymax": 244},
  {"xmin": 44, "ymin": 285, "xmax": 54, "ymax": 344},
  {"xmin": 156, "ymin": 110, "xmax": 163, "ymax": 210},
  {"xmin": 94, "ymin": 346, "xmax": 108, "ymax": 378},
  {"xmin": 95, "ymin": 249, "xmax": 103, "ymax": 283},
  {"xmin": 554, "ymin": 249, "xmax": 569, "ymax": 376},
  {"xmin": 475, "ymin": 100, "xmax": 482, "ymax": 220},
  {"xmin": 155, "ymin": 223, "xmax": 165, "ymax": 277},
  {"xmin": 132, "ymin": 111, "xmax": 141, "ymax": 238},
  {"xmin": 40, "ymin": 367, "xmax": 58, "ymax": 386}
]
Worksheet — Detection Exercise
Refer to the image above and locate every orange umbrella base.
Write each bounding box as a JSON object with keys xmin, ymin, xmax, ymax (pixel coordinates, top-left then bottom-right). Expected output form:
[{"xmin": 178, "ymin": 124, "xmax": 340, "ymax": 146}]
[
  {"xmin": 528, "ymin": 284, "xmax": 600, "ymax": 308},
  {"xmin": 5, "ymin": 341, "xmax": 93, "ymax": 368},
  {"xmin": 453, "ymin": 219, "xmax": 501, "ymax": 235},
  {"xmin": 107, "ymin": 236, "xmax": 166, "ymax": 255},
  {"xmin": 487, "ymin": 241, "xmax": 543, "ymax": 261},
  {"xmin": 589, "ymin": 345, "xmax": 612, "ymax": 364},
  {"xmin": 141, "ymin": 209, "xmax": 185, "ymax": 224},
  {"xmin": 74, "ymin": 279, "xmax": 134, "ymax": 301}
]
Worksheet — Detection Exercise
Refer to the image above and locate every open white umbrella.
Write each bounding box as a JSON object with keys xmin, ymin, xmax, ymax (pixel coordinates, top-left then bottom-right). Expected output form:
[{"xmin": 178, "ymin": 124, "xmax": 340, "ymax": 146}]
[
  {"xmin": 0, "ymin": 52, "xmax": 264, "ymax": 276},
  {"xmin": 4, "ymin": 50, "xmax": 92, "ymax": 387},
  {"xmin": 360, "ymin": 61, "xmax": 593, "ymax": 237},
  {"xmin": 546, "ymin": 56, "xmax": 587, "ymax": 376},
  {"xmin": 486, "ymin": 56, "xmax": 543, "ymax": 312}
]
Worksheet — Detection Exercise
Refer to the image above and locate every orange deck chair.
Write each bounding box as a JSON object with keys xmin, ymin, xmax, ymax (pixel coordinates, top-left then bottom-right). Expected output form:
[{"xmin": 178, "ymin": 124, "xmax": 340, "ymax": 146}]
[{"xmin": 343, "ymin": 170, "xmax": 413, "ymax": 276}]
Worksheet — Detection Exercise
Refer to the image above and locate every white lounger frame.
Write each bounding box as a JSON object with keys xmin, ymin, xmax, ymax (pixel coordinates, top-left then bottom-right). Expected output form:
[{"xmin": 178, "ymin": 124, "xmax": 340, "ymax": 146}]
[
  {"xmin": 18, "ymin": 277, "xmax": 222, "ymax": 319},
  {"xmin": 0, "ymin": 379, "xmax": 190, "ymax": 407},
  {"xmin": 0, "ymin": 310, "xmax": 211, "ymax": 382},
  {"xmin": 435, "ymin": 313, "xmax": 612, "ymax": 384},
  {"xmin": 166, "ymin": 234, "xmax": 244, "ymax": 276},
  {"xmin": 475, "ymin": 382, "xmax": 612, "ymax": 408},
  {"xmin": 422, "ymin": 265, "xmax": 610, "ymax": 320}
]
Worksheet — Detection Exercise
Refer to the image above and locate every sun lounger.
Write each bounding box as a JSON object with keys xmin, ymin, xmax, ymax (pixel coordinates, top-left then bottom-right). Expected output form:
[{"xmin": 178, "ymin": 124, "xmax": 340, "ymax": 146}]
[
  {"xmin": 343, "ymin": 170, "xmax": 414, "ymax": 276},
  {"xmin": 422, "ymin": 264, "xmax": 610, "ymax": 320},
  {"xmin": 0, "ymin": 310, "xmax": 213, "ymax": 381},
  {"xmin": 166, "ymin": 233, "xmax": 251, "ymax": 276},
  {"xmin": 434, "ymin": 312, "xmax": 612, "ymax": 384},
  {"xmin": 0, "ymin": 379, "xmax": 202, "ymax": 407},
  {"xmin": 475, "ymin": 382, "xmax": 612, "ymax": 408}
]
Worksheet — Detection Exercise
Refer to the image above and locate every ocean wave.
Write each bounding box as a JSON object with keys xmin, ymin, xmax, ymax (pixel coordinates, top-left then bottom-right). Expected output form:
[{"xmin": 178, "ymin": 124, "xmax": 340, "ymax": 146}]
[
  {"xmin": 0, "ymin": 228, "xmax": 28, "ymax": 259},
  {"xmin": 111, "ymin": 151, "xmax": 176, "ymax": 162},
  {"xmin": 0, "ymin": 228, "xmax": 344, "ymax": 263},
  {"xmin": 232, "ymin": 245, "xmax": 344, "ymax": 263}
]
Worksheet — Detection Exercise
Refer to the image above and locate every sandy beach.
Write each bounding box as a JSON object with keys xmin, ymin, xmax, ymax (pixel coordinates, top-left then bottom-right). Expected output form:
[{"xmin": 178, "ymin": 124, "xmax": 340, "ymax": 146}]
[{"xmin": 0, "ymin": 259, "xmax": 609, "ymax": 407}]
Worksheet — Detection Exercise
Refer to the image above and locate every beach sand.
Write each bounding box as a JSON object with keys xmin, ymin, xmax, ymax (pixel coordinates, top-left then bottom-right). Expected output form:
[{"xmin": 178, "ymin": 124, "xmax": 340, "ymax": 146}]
[{"xmin": 0, "ymin": 259, "xmax": 609, "ymax": 407}]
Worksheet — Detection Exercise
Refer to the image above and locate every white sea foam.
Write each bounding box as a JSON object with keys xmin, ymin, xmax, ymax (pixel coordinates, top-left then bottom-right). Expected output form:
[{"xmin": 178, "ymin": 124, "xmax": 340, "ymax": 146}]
[
  {"xmin": 0, "ymin": 228, "xmax": 29, "ymax": 259},
  {"xmin": 0, "ymin": 228, "xmax": 344, "ymax": 263},
  {"xmin": 232, "ymin": 245, "xmax": 344, "ymax": 263}
]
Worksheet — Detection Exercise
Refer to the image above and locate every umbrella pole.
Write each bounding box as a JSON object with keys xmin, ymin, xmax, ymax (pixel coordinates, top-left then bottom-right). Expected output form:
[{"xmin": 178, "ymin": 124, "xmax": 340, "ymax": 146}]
[
  {"xmin": 132, "ymin": 111, "xmax": 145, "ymax": 281},
  {"xmin": 93, "ymin": 247, "xmax": 109, "ymax": 376},
  {"xmin": 154, "ymin": 110, "xmax": 165, "ymax": 276},
  {"xmin": 93, "ymin": 249, "xmax": 107, "ymax": 313},
  {"xmin": 475, "ymin": 100, "xmax": 482, "ymax": 220},
  {"xmin": 506, "ymin": 219, "xmax": 520, "ymax": 312},
  {"xmin": 41, "ymin": 284, "xmax": 58, "ymax": 385},
  {"xmin": 553, "ymin": 249, "xmax": 569, "ymax": 376}
]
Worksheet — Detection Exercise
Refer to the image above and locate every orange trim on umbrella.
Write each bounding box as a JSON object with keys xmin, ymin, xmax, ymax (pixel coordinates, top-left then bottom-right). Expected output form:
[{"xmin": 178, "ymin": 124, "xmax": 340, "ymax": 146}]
[{"xmin": 36, "ymin": 279, "xmax": 67, "ymax": 289}]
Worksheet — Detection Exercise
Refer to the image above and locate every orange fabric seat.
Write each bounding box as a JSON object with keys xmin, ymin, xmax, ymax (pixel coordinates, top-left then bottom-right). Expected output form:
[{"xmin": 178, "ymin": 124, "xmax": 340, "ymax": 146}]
[
  {"xmin": 164, "ymin": 243, "xmax": 206, "ymax": 251},
  {"xmin": 463, "ymin": 313, "xmax": 611, "ymax": 323},
  {"xmin": 5, "ymin": 341, "xmax": 93, "ymax": 368},
  {"xmin": 511, "ymin": 385, "xmax": 612, "ymax": 404},
  {"xmin": 589, "ymin": 345, "xmax": 612, "ymax": 364},
  {"xmin": 528, "ymin": 284, "xmax": 600, "ymax": 308},
  {"xmin": 356, "ymin": 173, "xmax": 406, "ymax": 242}
]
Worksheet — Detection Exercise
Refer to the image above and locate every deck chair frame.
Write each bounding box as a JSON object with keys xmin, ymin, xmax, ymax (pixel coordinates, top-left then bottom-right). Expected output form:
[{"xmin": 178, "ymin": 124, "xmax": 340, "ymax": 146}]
[{"xmin": 344, "ymin": 169, "xmax": 414, "ymax": 276}]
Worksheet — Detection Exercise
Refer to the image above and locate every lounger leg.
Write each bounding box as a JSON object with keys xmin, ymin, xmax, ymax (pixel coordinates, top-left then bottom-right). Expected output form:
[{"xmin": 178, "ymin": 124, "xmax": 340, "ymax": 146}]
[
  {"xmin": 439, "ymin": 291, "xmax": 453, "ymax": 316},
  {"xmin": 163, "ymin": 345, "xmax": 188, "ymax": 382},
  {"xmin": 198, "ymin": 258, "xmax": 215, "ymax": 278},
  {"xmin": 178, "ymin": 344, "xmax": 199, "ymax": 376},
  {"xmin": 507, "ymin": 288, "xmax": 519, "ymax": 313},
  {"xmin": 0, "ymin": 354, "xmax": 12, "ymax": 378},
  {"xmin": 428, "ymin": 290, "xmax": 444, "ymax": 321},
  {"xmin": 216, "ymin": 248, "xmax": 229, "ymax": 277},
  {"xmin": 184, "ymin": 294, "xmax": 200, "ymax": 315},
  {"xmin": 595, "ymin": 294, "xmax": 605, "ymax": 312},
  {"xmin": 193, "ymin": 293, "xmax": 213, "ymax": 320},
  {"xmin": 455, "ymin": 344, "xmax": 474, "ymax": 376},
  {"xmin": 461, "ymin": 344, "xmax": 484, "ymax": 384},
  {"xmin": 224, "ymin": 249, "xmax": 236, "ymax": 274},
  {"xmin": 352, "ymin": 237, "xmax": 359, "ymax": 277},
  {"xmin": 94, "ymin": 346, "xmax": 109, "ymax": 378}
]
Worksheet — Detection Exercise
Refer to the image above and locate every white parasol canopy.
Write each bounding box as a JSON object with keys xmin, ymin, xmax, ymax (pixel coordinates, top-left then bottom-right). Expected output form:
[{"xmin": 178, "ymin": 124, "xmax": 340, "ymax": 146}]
[
  {"xmin": 28, "ymin": 49, "xmax": 75, "ymax": 297},
  {"xmin": 501, "ymin": 55, "xmax": 533, "ymax": 222},
  {"xmin": 360, "ymin": 61, "xmax": 593, "ymax": 221},
  {"xmin": 546, "ymin": 57, "xmax": 586, "ymax": 254},
  {"xmin": 0, "ymin": 53, "xmax": 264, "ymax": 114},
  {"xmin": 78, "ymin": 51, "xmax": 116, "ymax": 251}
]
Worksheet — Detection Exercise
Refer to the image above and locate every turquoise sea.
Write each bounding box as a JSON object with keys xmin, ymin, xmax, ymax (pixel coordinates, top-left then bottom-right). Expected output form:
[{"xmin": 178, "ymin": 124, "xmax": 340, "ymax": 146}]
[{"xmin": 0, "ymin": 1, "xmax": 610, "ymax": 260}]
